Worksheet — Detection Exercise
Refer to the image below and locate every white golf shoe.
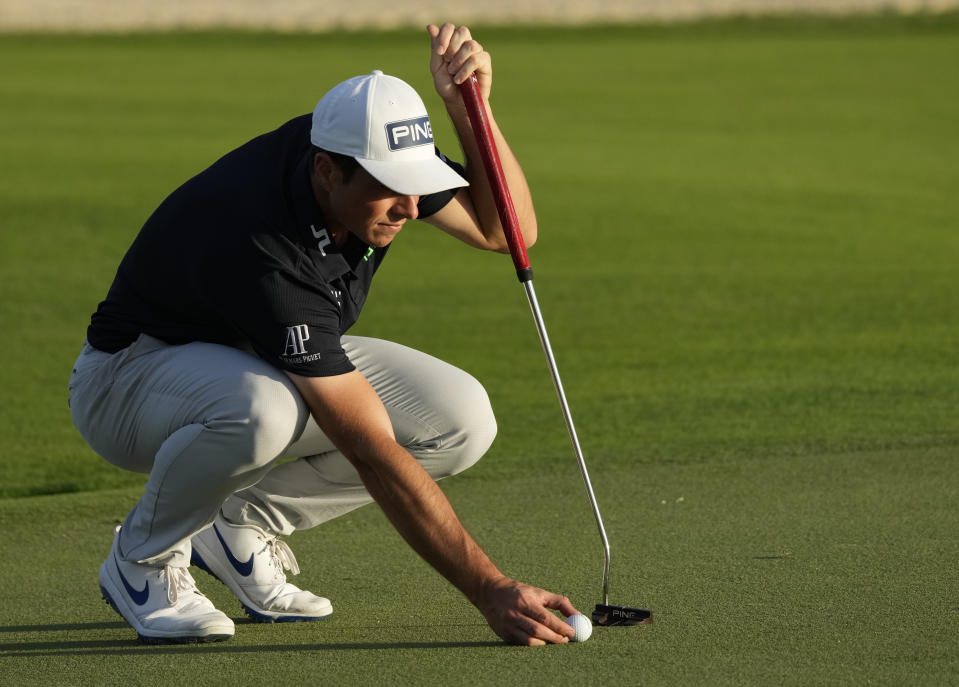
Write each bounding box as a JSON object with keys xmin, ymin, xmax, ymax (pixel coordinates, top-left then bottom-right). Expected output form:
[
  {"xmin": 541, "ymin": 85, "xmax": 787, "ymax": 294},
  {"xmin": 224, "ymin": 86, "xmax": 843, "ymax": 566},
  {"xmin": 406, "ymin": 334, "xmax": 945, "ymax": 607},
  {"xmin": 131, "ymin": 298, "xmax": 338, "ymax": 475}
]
[
  {"xmin": 191, "ymin": 514, "xmax": 333, "ymax": 623},
  {"xmin": 99, "ymin": 527, "xmax": 234, "ymax": 644}
]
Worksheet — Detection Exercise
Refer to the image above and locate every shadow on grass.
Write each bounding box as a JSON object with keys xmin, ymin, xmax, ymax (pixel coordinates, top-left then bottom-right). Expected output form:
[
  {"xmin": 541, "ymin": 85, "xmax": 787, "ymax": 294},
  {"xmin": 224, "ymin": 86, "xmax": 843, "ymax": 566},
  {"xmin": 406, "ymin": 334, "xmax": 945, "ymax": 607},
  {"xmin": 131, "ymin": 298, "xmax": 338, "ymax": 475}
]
[
  {"xmin": 0, "ymin": 620, "xmax": 503, "ymax": 656},
  {"xmin": 0, "ymin": 621, "xmax": 129, "ymax": 633}
]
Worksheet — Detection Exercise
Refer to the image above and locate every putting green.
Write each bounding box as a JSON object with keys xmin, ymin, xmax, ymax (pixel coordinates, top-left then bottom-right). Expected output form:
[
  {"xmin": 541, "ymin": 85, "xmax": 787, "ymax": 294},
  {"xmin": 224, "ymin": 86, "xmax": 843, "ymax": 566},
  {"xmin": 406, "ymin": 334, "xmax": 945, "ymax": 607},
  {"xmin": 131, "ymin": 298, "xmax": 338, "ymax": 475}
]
[{"xmin": 1, "ymin": 14, "xmax": 957, "ymax": 685}]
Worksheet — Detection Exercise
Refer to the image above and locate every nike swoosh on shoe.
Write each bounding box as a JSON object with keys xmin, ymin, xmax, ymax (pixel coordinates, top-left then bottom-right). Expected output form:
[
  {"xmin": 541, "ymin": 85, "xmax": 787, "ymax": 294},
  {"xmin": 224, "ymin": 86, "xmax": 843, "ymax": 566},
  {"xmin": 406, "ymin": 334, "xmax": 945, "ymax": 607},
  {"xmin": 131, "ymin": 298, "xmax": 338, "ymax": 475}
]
[
  {"xmin": 213, "ymin": 523, "xmax": 255, "ymax": 577},
  {"xmin": 115, "ymin": 552, "xmax": 150, "ymax": 606}
]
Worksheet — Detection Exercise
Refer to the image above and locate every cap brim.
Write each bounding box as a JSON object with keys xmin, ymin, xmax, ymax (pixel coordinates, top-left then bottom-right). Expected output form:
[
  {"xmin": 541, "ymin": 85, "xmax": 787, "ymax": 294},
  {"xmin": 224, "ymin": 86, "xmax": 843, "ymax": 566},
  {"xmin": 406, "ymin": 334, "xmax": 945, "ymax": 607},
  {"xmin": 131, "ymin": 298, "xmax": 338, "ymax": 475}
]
[{"xmin": 357, "ymin": 156, "xmax": 469, "ymax": 196}]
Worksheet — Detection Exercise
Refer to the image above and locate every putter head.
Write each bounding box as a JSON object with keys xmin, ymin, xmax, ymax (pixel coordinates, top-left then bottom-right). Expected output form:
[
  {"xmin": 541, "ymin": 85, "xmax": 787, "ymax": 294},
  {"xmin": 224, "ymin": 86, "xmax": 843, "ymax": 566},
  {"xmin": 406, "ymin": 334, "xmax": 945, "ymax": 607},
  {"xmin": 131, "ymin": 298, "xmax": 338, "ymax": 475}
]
[{"xmin": 591, "ymin": 603, "xmax": 653, "ymax": 627}]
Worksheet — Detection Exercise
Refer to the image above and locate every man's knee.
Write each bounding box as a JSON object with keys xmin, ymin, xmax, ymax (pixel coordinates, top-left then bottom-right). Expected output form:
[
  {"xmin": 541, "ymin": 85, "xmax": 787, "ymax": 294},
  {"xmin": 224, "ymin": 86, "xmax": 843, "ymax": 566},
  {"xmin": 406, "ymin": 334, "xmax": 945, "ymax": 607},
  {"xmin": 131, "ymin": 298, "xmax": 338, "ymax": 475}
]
[
  {"xmin": 452, "ymin": 406, "xmax": 497, "ymax": 477},
  {"xmin": 424, "ymin": 373, "xmax": 498, "ymax": 478},
  {"xmin": 458, "ymin": 375, "xmax": 497, "ymax": 472}
]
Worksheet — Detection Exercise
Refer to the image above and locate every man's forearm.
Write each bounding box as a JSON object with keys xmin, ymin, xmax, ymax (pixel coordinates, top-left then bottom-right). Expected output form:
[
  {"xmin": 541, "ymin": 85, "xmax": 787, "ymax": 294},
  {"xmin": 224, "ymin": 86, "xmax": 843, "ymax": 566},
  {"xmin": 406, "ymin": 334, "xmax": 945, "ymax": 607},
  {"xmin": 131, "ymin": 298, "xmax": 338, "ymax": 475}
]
[
  {"xmin": 446, "ymin": 99, "xmax": 538, "ymax": 251},
  {"xmin": 287, "ymin": 369, "xmax": 503, "ymax": 603},
  {"xmin": 351, "ymin": 432, "xmax": 504, "ymax": 604}
]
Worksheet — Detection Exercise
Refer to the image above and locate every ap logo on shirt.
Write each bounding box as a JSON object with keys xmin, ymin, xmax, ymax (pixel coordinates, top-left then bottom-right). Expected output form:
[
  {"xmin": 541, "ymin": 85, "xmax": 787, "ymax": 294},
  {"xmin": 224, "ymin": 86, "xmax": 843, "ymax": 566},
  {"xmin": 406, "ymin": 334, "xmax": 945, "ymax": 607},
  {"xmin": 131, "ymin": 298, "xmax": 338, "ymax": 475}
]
[
  {"xmin": 284, "ymin": 325, "xmax": 310, "ymax": 356},
  {"xmin": 281, "ymin": 324, "xmax": 322, "ymax": 363}
]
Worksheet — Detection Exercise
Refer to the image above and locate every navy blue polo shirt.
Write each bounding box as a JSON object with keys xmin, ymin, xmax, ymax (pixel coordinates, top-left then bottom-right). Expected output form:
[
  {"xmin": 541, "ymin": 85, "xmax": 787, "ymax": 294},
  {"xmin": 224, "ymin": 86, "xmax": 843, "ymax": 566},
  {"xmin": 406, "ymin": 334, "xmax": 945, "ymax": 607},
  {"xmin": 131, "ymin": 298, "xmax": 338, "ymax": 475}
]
[{"xmin": 87, "ymin": 114, "xmax": 463, "ymax": 376}]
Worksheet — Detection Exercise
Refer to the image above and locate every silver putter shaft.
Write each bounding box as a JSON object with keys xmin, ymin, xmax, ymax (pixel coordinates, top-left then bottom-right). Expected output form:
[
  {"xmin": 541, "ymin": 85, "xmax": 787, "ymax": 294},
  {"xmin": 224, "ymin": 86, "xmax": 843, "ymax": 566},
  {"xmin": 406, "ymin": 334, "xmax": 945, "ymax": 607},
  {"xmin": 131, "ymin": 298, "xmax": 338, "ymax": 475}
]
[{"xmin": 521, "ymin": 280, "xmax": 611, "ymax": 605}]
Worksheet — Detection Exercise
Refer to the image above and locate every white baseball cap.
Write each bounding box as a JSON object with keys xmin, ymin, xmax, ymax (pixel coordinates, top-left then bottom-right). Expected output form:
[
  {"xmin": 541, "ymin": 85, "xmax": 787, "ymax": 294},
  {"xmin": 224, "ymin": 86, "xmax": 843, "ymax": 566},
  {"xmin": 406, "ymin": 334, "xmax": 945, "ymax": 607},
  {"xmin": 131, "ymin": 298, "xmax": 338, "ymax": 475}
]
[{"xmin": 310, "ymin": 70, "xmax": 469, "ymax": 196}]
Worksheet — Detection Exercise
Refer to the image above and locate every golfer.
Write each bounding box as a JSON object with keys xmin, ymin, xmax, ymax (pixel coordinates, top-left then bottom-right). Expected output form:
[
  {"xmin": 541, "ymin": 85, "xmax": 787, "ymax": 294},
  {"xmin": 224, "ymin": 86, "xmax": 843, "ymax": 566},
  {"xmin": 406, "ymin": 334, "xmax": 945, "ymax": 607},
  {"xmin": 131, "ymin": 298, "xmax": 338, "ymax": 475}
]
[{"xmin": 69, "ymin": 23, "xmax": 580, "ymax": 645}]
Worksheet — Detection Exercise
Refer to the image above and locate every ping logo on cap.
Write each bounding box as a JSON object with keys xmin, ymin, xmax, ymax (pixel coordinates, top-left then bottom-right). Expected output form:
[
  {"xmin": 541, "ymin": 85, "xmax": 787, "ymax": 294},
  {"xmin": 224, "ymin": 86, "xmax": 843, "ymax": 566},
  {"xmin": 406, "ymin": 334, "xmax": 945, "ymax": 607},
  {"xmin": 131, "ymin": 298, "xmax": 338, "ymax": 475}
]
[{"xmin": 386, "ymin": 116, "xmax": 433, "ymax": 151}]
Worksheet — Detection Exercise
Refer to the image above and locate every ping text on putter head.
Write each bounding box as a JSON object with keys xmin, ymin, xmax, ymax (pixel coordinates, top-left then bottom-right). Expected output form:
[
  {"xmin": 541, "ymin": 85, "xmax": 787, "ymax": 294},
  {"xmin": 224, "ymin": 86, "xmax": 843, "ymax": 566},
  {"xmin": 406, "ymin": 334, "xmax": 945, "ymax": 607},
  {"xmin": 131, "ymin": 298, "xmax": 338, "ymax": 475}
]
[
  {"xmin": 457, "ymin": 72, "xmax": 653, "ymax": 628},
  {"xmin": 592, "ymin": 604, "xmax": 653, "ymax": 627}
]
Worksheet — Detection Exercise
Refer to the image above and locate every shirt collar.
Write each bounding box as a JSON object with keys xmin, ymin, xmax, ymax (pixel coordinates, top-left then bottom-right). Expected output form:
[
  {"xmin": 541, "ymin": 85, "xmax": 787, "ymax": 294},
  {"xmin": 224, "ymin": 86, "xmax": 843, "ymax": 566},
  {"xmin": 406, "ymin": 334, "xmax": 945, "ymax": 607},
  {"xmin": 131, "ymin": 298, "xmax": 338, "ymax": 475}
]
[{"xmin": 290, "ymin": 149, "xmax": 365, "ymax": 280}]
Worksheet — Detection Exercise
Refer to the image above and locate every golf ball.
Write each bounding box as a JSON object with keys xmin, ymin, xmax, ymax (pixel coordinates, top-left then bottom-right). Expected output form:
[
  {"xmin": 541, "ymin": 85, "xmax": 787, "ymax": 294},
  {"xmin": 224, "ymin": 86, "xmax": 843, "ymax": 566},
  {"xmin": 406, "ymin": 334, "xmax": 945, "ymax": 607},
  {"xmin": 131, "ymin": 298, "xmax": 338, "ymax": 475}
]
[{"xmin": 566, "ymin": 613, "xmax": 593, "ymax": 642}]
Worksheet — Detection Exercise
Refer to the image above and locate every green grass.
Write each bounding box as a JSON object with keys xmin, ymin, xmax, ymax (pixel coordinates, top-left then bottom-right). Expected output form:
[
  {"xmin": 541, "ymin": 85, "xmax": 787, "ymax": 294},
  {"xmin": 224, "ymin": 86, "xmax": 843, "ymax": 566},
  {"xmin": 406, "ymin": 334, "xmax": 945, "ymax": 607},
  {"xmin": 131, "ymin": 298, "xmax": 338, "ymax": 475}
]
[
  {"xmin": 2, "ymin": 14, "xmax": 958, "ymax": 685},
  {"xmin": 3, "ymin": 449, "xmax": 957, "ymax": 684}
]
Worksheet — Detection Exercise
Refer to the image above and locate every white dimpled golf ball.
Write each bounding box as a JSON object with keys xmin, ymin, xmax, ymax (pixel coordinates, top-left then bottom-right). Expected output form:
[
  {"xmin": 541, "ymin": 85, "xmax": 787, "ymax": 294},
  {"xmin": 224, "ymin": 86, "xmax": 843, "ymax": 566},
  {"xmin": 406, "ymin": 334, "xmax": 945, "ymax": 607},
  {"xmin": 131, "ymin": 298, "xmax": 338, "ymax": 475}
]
[{"xmin": 566, "ymin": 613, "xmax": 593, "ymax": 642}]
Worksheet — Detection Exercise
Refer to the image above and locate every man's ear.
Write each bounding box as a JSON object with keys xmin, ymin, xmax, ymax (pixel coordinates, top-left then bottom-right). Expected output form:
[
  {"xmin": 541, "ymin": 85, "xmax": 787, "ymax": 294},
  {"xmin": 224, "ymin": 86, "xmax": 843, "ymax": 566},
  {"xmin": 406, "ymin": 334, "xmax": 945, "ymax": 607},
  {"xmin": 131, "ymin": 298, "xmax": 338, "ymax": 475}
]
[{"xmin": 312, "ymin": 152, "xmax": 341, "ymax": 192}]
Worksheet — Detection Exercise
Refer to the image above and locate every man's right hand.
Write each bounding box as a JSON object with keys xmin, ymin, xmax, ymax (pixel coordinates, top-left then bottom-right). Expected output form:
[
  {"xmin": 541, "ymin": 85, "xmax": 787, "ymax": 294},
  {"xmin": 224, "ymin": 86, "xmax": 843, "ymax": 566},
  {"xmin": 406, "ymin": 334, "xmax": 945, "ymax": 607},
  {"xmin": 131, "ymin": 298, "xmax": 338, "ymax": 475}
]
[
  {"xmin": 473, "ymin": 576, "xmax": 581, "ymax": 645},
  {"xmin": 427, "ymin": 23, "xmax": 491, "ymax": 104}
]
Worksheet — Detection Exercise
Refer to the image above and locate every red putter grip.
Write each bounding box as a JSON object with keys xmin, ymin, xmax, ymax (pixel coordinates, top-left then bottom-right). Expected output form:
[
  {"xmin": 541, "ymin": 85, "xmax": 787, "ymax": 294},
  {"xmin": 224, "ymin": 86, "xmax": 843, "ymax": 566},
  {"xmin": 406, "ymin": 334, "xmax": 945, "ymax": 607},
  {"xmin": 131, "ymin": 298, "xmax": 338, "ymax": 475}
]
[{"xmin": 458, "ymin": 73, "xmax": 533, "ymax": 282}]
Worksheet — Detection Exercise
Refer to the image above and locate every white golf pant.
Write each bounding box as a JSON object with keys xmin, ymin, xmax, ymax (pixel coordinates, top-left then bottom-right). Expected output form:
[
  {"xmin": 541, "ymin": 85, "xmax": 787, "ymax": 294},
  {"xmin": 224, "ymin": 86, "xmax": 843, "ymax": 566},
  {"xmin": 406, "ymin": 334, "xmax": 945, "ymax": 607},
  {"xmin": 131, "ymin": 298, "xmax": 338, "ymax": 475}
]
[{"xmin": 69, "ymin": 334, "xmax": 497, "ymax": 567}]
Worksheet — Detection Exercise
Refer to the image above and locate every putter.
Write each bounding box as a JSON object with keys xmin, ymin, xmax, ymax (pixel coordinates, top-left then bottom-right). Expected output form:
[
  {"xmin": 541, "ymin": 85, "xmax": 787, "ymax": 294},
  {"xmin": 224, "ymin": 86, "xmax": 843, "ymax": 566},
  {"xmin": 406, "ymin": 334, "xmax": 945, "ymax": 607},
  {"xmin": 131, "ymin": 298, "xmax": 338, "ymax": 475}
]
[{"xmin": 458, "ymin": 74, "xmax": 652, "ymax": 627}]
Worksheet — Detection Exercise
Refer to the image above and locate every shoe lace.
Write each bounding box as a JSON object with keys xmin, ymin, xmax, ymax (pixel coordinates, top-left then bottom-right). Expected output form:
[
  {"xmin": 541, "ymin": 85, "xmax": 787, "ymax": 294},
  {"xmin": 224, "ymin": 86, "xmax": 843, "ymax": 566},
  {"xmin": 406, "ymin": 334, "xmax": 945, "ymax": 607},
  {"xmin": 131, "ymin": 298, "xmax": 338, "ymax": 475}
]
[
  {"xmin": 161, "ymin": 566, "xmax": 197, "ymax": 605},
  {"xmin": 264, "ymin": 536, "xmax": 300, "ymax": 577}
]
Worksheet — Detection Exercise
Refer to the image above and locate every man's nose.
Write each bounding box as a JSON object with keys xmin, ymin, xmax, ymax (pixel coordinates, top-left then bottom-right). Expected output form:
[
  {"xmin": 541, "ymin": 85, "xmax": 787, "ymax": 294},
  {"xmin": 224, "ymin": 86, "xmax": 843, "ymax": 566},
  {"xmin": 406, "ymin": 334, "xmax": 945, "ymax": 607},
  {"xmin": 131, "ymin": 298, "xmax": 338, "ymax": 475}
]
[{"xmin": 392, "ymin": 195, "xmax": 419, "ymax": 221}]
